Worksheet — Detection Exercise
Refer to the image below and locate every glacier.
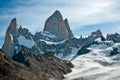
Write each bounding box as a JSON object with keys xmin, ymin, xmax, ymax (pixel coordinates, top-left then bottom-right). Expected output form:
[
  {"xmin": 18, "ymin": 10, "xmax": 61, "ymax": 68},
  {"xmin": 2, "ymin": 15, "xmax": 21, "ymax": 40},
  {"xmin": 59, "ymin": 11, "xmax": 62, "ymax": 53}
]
[
  {"xmin": 64, "ymin": 38, "xmax": 120, "ymax": 80},
  {"xmin": 18, "ymin": 36, "xmax": 35, "ymax": 48}
]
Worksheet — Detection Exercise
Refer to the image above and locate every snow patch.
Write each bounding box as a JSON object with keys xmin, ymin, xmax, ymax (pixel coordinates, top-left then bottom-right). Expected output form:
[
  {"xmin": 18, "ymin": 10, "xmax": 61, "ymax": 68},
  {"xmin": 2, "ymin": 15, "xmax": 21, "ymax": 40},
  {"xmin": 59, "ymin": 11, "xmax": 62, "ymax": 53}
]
[
  {"xmin": 39, "ymin": 39, "xmax": 67, "ymax": 45},
  {"xmin": 18, "ymin": 36, "xmax": 35, "ymax": 48},
  {"xmin": 55, "ymin": 53, "xmax": 63, "ymax": 59},
  {"xmin": 65, "ymin": 47, "xmax": 81, "ymax": 60},
  {"xmin": 41, "ymin": 31, "xmax": 56, "ymax": 38},
  {"xmin": 95, "ymin": 38, "xmax": 102, "ymax": 42},
  {"xmin": 9, "ymin": 34, "xmax": 13, "ymax": 43}
]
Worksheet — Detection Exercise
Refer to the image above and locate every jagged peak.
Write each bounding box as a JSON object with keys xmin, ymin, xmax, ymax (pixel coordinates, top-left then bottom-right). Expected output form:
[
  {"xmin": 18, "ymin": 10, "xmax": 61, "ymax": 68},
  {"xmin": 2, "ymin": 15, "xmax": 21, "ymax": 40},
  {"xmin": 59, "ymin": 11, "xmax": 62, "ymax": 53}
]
[
  {"xmin": 91, "ymin": 29, "xmax": 102, "ymax": 35},
  {"xmin": 64, "ymin": 18, "xmax": 68, "ymax": 22},
  {"xmin": 64, "ymin": 18, "xmax": 74, "ymax": 37},
  {"xmin": 90, "ymin": 29, "xmax": 103, "ymax": 38},
  {"xmin": 9, "ymin": 18, "xmax": 17, "ymax": 27},
  {"xmin": 8, "ymin": 18, "xmax": 18, "ymax": 33},
  {"xmin": 49, "ymin": 10, "xmax": 63, "ymax": 20},
  {"xmin": 19, "ymin": 25, "xmax": 22, "ymax": 29},
  {"xmin": 54, "ymin": 10, "xmax": 61, "ymax": 15}
]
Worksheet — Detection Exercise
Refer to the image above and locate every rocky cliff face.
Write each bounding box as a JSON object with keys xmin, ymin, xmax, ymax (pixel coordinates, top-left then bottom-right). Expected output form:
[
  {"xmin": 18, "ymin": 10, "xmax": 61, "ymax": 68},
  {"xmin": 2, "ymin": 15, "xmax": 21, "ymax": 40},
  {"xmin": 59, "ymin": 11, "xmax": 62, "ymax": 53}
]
[
  {"xmin": 1, "ymin": 11, "xmax": 105, "ymax": 60},
  {"xmin": 44, "ymin": 10, "xmax": 73, "ymax": 40},
  {"xmin": 2, "ymin": 18, "xmax": 18, "ymax": 57},
  {"xmin": 106, "ymin": 33, "xmax": 120, "ymax": 42}
]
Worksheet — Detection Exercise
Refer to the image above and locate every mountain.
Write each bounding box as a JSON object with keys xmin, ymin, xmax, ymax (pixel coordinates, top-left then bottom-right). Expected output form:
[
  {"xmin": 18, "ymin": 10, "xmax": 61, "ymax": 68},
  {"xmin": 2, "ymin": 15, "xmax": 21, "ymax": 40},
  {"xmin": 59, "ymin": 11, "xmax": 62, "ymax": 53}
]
[
  {"xmin": 44, "ymin": 10, "xmax": 73, "ymax": 40},
  {"xmin": 1, "ymin": 10, "xmax": 120, "ymax": 80},
  {"xmin": 2, "ymin": 17, "xmax": 103, "ymax": 60},
  {"xmin": 2, "ymin": 10, "xmax": 119, "ymax": 60},
  {"xmin": 1, "ymin": 10, "xmax": 77, "ymax": 59}
]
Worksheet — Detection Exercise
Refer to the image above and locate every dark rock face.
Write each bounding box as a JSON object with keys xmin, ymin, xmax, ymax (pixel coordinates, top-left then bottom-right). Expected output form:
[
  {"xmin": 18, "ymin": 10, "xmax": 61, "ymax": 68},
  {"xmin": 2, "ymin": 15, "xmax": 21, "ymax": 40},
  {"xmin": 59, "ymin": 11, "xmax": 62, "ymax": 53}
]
[
  {"xmin": 110, "ymin": 48, "xmax": 119, "ymax": 56},
  {"xmin": 64, "ymin": 19, "xmax": 74, "ymax": 37},
  {"xmin": 12, "ymin": 50, "xmax": 30, "ymax": 67},
  {"xmin": 18, "ymin": 26, "xmax": 33, "ymax": 40},
  {"xmin": 44, "ymin": 10, "xmax": 74, "ymax": 40},
  {"xmin": 106, "ymin": 33, "xmax": 120, "ymax": 42}
]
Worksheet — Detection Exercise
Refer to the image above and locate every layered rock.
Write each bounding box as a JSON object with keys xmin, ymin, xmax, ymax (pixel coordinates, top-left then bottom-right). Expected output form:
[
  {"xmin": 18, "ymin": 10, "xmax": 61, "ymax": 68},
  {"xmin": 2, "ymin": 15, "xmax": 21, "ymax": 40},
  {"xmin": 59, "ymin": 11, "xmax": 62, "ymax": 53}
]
[{"xmin": 44, "ymin": 10, "xmax": 73, "ymax": 40}]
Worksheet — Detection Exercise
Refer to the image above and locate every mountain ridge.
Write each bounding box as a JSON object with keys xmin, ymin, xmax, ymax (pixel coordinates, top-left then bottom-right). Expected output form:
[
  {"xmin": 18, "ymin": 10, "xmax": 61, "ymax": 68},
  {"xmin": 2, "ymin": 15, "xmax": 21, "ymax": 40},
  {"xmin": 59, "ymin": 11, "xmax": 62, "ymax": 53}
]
[{"xmin": 2, "ymin": 10, "xmax": 120, "ymax": 60}]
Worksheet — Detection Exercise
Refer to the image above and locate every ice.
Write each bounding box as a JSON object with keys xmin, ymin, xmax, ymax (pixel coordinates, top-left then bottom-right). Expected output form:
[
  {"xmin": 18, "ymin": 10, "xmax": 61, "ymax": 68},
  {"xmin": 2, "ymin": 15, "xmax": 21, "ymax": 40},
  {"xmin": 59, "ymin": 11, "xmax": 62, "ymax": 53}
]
[
  {"xmin": 64, "ymin": 47, "xmax": 81, "ymax": 60},
  {"xmin": 39, "ymin": 39, "xmax": 67, "ymax": 45},
  {"xmin": 18, "ymin": 36, "xmax": 35, "ymax": 48}
]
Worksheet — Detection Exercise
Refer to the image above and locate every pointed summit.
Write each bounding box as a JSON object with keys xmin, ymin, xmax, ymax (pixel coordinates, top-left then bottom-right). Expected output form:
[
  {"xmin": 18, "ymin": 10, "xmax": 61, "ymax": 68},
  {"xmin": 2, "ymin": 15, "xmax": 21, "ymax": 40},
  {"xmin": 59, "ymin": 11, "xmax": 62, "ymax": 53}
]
[
  {"xmin": 91, "ymin": 29, "xmax": 103, "ymax": 38},
  {"xmin": 44, "ymin": 10, "xmax": 73, "ymax": 40},
  {"xmin": 54, "ymin": 10, "xmax": 61, "ymax": 16},
  {"xmin": 8, "ymin": 18, "xmax": 18, "ymax": 33},
  {"xmin": 2, "ymin": 18, "xmax": 18, "ymax": 57},
  {"xmin": 64, "ymin": 18, "xmax": 74, "ymax": 37}
]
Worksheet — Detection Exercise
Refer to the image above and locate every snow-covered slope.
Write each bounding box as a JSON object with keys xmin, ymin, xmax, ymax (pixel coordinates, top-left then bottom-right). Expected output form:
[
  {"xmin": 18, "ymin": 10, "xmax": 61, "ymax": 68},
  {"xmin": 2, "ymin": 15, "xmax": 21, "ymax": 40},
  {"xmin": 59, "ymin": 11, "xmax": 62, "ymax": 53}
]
[
  {"xmin": 64, "ymin": 39, "xmax": 120, "ymax": 80},
  {"xmin": 18, "ymin": 36, "xmax": 35, "ymax": 48}
]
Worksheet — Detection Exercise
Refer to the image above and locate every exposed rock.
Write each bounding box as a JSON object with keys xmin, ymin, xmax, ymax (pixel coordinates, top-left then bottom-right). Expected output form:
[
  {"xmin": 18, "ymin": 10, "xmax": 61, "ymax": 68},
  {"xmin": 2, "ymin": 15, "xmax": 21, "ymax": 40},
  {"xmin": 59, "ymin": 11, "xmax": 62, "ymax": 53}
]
[
  {"xmin": 106, "ymin": 33, "xmax": 120, "ymax": 42},
  {"xmin": 90, "ymin": 29, "xmax": 103, "ymax": 38},
  {"xmin": 18, "ymin": 26, "xmax": 33, "ymax": 40},
  {"xmin": 8, "ymin": 18, "xmax": 18, "ymax": 34},
  {"xmin": 110, "ymin": 48, "xmax": 120, "ymax": 56},
  {"xmin": 2, "ymin": 18, "xmax": 18, "ymax": 57},
  {"xmin": 44, "ymin": 10, "xmax": 73, "ymax": 40},
  {"xmin": 64, "ymin": 18, "xmax": 74, "ymax": 38},
  {"xmin": 33, "ymin": 31, "xmax": 57, "ymax": 42}
]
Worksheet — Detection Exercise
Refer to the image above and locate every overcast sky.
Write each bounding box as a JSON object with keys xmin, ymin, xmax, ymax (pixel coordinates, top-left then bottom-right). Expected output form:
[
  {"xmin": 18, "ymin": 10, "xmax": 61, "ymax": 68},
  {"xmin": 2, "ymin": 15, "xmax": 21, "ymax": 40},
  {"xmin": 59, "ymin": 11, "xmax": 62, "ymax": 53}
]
[{"xmin": 0, "ymin": 0, "xmax": 120, "ymax": 47}]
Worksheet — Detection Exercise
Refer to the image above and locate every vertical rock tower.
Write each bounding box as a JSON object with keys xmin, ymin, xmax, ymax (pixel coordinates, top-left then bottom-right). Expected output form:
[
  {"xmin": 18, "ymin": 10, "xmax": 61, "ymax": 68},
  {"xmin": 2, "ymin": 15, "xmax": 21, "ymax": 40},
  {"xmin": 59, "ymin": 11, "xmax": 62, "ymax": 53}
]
[
  {"xmin": 2, "ymin": 18, "xmax": 18, "ymax": 57},
  {"xmin": 44, "ymin": 10, "xmax": 73, "ymax": 40}
]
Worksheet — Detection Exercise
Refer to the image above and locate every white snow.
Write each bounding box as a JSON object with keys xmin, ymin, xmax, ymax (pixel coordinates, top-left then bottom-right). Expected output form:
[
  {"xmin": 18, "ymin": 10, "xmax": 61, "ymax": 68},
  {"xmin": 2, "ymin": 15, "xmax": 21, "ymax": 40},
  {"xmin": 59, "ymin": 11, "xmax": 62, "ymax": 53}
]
[
  {"xmin": 95, "ymin": 38, "xmax": 102, "ymax": 42},
  {"xmin": 55, "ymin": 53, "xmax": 64, "ymax": 59},
  {"xmin": 64, "ymin": 39, "xmax": 120, "ymax": 80},
  {"xmin": 34, "ymin": 43, "xmax": 44, "ymax": 54},
  {"xmin": 9, "ymin": 33, "xmax": 13, "ymax": 44},
  {"xmin": 64, "ymin": 47, "xmax": 81, "ymax": 60},
  {"xmin": 18, "ymin": 36, "xmax": 35, "ymax": 48},
  {"xmin": 93, "ymin": 34, "xmax": 97, "ymax": 37},
  {"xmin": 39, "ymin": 39, "xmax": 67, "ymax": 45},
  {"xmin": 41, "ymin": 31, "xmax": 56, "ymax": 38}
]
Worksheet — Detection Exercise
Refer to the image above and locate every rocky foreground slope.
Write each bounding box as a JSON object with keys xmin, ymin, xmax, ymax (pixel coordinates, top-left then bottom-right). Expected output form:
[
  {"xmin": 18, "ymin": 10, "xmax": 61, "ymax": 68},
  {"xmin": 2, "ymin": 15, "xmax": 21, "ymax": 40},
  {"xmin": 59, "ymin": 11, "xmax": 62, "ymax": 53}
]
[{"xmin": 0, "ymin": 49, "xmax": 73, "ymax": 80}]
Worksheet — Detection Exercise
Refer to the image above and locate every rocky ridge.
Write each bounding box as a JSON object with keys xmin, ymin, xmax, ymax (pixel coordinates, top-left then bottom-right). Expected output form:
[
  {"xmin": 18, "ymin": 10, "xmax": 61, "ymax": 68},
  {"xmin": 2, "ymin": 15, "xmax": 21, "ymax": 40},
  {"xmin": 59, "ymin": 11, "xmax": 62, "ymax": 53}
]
[
  {"xmin": 0, "ymin": 49, "xmax": 73, "ymax": 80},
  {"xmin": 2, "ymin": 10, "xmax": 120, "ymax": 60}
]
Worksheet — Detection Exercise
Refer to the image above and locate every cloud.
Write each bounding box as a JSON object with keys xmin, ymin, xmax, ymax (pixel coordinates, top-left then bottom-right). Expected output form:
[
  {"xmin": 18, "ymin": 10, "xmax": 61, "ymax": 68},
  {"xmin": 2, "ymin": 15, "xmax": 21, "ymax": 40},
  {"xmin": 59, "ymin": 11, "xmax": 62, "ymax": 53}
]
[{"xmin": 0, "ymin": 0, "xmax": 120, "ymax": 38}]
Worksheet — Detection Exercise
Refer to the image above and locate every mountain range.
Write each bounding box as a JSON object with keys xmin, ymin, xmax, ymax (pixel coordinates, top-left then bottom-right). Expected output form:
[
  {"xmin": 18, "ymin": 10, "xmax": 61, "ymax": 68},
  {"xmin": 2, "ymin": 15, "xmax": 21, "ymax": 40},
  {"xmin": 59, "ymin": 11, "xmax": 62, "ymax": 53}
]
[{"xmin": 1, "ymin": 10, "xmax": 120, "ymax": 80}]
